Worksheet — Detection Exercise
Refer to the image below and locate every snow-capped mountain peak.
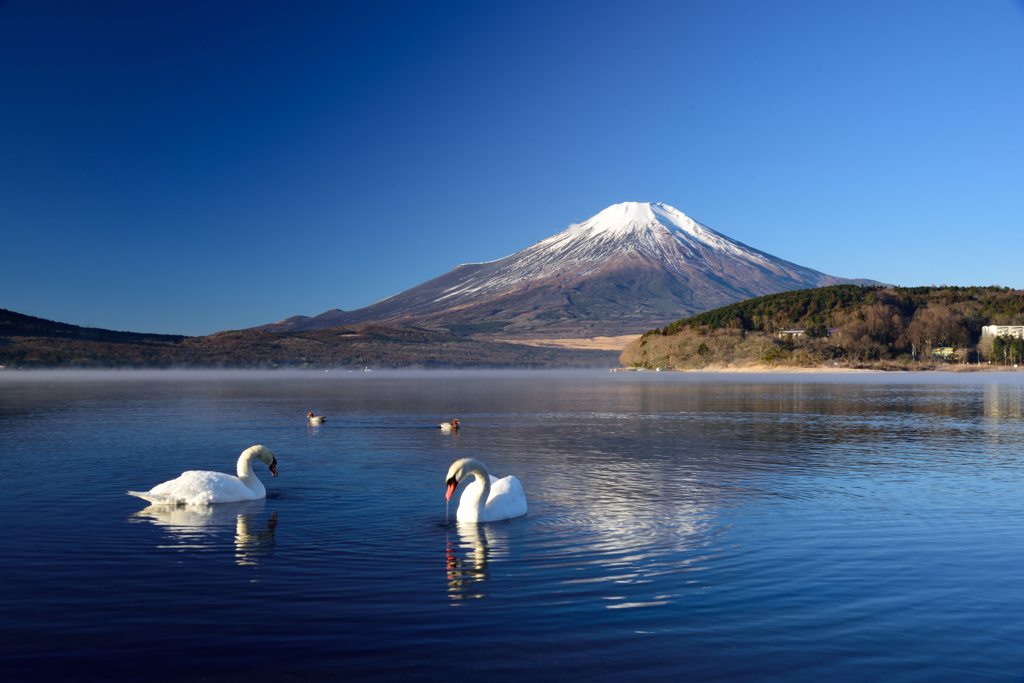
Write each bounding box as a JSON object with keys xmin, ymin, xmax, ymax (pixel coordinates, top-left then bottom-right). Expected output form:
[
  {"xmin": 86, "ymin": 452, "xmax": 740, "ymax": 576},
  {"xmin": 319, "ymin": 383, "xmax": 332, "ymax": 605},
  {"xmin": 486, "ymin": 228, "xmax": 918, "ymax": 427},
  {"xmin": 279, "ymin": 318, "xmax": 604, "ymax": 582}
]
[
  {"xmin": 577, "ymin": 201, "xmax": 664, "ymax": 236},
  {"xmin": 254, "ymin": 201, "xmax": 880, "ymax": 337},
  {"xmin": 502, "ymin": 201, "xmax": 774, "ymax": 284},
  {"xmin": 552, "ymin": 201, "xmax": 766, "ymax": 263}
]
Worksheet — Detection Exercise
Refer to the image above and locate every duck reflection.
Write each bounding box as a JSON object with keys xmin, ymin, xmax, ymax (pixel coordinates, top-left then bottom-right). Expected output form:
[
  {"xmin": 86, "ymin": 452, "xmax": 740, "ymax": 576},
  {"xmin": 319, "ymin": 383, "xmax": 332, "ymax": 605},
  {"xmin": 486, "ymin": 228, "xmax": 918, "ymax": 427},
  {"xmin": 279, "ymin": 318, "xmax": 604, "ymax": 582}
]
[{"xmin": 131, "ymin": 499, "xmax": 277, "ymax": 567}]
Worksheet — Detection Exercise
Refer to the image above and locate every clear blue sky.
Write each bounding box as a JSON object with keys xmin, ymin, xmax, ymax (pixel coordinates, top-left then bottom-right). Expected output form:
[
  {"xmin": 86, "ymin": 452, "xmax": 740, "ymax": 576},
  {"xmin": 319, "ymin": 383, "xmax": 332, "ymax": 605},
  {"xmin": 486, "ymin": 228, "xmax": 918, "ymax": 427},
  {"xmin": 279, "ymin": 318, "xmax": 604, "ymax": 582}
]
[{"xmin": 2, "ymin": 1, "xmax": 1022, "ymax": 335}]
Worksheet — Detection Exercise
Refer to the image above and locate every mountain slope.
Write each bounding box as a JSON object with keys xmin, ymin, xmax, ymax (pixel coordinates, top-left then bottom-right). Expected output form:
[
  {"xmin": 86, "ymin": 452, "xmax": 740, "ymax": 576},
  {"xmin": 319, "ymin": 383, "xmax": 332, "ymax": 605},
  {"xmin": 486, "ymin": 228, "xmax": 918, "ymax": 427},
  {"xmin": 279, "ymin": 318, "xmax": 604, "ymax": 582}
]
[{"xmin": 257, "ymin": 202, "xmax": 882, "ymax": 336}]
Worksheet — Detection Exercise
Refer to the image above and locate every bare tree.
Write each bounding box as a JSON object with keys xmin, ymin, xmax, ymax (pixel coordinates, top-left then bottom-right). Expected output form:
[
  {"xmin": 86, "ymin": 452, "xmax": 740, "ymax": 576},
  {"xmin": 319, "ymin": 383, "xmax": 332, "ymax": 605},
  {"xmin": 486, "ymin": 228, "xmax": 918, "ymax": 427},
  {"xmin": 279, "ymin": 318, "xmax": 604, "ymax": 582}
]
[{"xmin": 902, "ymin": 305, "xmax": 969, "ymax": 355}]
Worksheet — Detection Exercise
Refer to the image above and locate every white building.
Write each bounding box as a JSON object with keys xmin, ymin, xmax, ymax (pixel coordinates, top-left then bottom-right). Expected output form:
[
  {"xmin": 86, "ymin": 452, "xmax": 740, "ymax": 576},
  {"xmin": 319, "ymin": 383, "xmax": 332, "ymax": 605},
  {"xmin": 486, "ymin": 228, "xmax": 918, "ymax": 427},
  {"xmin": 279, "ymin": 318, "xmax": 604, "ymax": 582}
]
[
  {"xmin": 778, "ymin": 327, "xmax": 841, "ymax": 338},
  {"xmin": 981, "ymin": 325, "xmax": 1024, "ymax": 339}
]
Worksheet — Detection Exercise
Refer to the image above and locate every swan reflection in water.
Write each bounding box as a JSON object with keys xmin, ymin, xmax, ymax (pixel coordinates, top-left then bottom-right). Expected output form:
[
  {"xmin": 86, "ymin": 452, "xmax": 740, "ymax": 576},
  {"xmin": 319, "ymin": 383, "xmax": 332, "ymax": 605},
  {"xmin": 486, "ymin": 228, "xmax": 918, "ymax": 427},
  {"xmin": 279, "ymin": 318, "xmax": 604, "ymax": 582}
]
[
  {"xmin": 130, "ymin": 499, "xmax": 277, "ymax": 567},
  {"xmin": 446, "ymin": 519, "xmax": 525, "ymax": 602}
]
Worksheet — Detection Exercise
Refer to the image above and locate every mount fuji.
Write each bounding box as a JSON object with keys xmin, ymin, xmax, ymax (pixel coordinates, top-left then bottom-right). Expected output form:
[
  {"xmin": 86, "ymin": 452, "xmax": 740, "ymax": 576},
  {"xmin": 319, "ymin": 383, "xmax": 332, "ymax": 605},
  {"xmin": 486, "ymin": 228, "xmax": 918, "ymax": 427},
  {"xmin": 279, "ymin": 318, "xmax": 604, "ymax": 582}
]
[{"xmin": 257, "ymin": 202, "xmax": 881, "ymax": 337}]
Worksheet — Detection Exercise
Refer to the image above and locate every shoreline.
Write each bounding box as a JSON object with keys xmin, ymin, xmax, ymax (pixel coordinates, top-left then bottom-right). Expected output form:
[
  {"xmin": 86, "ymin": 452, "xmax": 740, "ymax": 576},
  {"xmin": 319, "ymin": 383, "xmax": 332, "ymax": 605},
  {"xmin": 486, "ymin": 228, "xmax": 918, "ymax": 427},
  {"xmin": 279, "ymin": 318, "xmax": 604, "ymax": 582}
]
[{"xmin": 611, "ymin": 363, "xmax": 1021, "ymax": 374}]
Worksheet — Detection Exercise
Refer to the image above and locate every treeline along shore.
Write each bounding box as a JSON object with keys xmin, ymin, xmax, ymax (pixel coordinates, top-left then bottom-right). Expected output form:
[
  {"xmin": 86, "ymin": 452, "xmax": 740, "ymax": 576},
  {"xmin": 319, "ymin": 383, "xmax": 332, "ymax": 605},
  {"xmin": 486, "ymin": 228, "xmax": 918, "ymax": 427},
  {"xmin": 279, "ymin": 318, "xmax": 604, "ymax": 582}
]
[
  {"xmin": 620, "ymin": 285, "xmax": 1024, "ymax": 371},
  {"xmin": 0, "ymin": 309, "xmax": 617, "ymax": 369}
]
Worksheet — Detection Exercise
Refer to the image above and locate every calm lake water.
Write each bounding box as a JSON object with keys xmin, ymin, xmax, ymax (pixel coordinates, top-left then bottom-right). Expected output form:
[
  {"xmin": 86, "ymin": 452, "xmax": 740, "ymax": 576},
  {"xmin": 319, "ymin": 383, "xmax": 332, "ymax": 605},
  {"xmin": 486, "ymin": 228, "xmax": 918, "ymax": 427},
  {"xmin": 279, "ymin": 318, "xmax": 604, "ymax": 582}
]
[{"xmin": 2, "ymin": 370, "xmax": 1024, "ymax": 681}]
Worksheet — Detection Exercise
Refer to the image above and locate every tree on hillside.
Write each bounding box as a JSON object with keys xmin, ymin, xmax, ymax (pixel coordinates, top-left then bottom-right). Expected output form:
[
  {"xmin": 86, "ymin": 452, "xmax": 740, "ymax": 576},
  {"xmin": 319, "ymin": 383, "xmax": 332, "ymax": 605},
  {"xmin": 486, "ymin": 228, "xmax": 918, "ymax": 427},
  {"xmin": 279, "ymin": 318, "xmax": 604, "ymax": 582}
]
[
  {"xmin": 902, "ymin": 305, "xmax": 969, "ymax": 356},
  {"xmin": 992, "ymin": 335, "xmax": 1024, "ymax": 365},
  {"xmin": 861, "ymin": 304, "xmax": 905, "ymax": 345}
]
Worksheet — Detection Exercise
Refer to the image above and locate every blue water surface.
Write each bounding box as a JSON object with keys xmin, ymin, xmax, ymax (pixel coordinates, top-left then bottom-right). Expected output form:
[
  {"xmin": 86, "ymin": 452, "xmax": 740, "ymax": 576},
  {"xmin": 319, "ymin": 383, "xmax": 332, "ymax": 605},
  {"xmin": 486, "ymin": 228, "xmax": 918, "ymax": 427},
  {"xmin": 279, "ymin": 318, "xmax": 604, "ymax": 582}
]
[{"xmin": 2, "ymin": 370, "xmax": 1024, "ymax": 681}]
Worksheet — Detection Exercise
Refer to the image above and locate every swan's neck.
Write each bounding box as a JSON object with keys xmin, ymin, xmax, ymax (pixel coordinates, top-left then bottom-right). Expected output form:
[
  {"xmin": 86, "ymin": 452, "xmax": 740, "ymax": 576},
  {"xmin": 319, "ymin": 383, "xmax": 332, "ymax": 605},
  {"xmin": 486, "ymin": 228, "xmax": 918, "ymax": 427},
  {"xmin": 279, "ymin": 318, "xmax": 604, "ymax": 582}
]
[
  {"xmin": 236, "ymin": 449, "xmax": 263, "ymax": 491},
  {"xmin": 461, "ymin": 465, "xmax": 491, "ymax": 520}
]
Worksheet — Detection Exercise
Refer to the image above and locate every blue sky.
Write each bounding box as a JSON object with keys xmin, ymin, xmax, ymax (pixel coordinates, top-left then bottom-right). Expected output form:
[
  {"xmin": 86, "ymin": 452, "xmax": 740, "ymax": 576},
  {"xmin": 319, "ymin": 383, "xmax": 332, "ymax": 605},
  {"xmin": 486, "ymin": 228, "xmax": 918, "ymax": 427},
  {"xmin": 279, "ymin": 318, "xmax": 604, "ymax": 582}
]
[{"xmin": 2, "ymin": 1, "xmax": 1022, "ymax": 335}]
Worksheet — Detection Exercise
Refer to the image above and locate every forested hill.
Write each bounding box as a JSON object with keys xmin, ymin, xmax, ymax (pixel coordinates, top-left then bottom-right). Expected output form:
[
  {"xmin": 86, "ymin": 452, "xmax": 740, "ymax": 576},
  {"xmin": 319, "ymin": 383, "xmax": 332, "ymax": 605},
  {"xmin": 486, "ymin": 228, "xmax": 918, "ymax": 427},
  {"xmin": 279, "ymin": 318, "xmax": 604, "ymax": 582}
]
[
  {"xmin": 0, "ymin": 308, "xmax": 187, "ymax": 343},
  {"xmin": 620, "ymin": 285, "xmax": 1024, "ymax": 371},
  {"xmin": 652, "ymin": 285, "xmax": 1024, "ymax": 338}
]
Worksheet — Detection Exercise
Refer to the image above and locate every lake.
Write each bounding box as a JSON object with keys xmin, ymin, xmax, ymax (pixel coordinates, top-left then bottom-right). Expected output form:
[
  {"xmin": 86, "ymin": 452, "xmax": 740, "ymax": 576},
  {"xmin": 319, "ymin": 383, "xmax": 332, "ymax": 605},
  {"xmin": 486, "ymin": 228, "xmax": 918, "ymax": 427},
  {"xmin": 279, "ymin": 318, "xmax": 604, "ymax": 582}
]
[{"xmin": 2, "ymin": 369, "xmax": 1024, "ymax": 681}]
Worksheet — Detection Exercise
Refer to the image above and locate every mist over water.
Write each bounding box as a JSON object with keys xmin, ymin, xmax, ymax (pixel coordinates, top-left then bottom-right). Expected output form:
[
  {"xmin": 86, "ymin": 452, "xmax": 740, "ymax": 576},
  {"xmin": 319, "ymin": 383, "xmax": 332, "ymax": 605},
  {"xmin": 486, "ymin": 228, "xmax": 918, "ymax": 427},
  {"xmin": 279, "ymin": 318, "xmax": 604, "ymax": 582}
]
[{"xmin": 2, "ymin": 370, "xmax": 1024, "ymax": 681}]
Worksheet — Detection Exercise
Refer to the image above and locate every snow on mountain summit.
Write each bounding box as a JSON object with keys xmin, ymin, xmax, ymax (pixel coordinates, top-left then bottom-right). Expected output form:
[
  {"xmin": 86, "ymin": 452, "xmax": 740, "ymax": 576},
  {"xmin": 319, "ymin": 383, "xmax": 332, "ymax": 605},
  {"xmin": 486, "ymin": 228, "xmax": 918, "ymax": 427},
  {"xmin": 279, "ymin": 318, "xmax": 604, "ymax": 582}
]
[
  {"xmin": 471, "ymin": 201, "xmax": 780, "ymax": 289},
  {"xmin": 560, "ymin": 201, "xmax": 711, "ymax": 240}
]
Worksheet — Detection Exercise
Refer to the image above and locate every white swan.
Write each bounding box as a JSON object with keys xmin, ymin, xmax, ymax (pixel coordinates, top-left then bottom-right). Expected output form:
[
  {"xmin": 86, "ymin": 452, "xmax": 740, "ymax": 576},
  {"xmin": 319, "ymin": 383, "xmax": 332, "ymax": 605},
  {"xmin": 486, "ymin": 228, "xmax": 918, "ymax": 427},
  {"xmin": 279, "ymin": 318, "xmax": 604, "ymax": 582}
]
[
  {"xmin": 127, "ymin": 445, "xmax": 278, "ymax": 505},
  {"xmin": 440, "ymin": 419, "xmax": 459, "ymax": 431},
  {"xmin": 308, "ymin": 412, "xmax": 326, "ymax": 425},
  {"xmin": 445, "ymin": 458, "xmax": 527, "ymax": 523}
]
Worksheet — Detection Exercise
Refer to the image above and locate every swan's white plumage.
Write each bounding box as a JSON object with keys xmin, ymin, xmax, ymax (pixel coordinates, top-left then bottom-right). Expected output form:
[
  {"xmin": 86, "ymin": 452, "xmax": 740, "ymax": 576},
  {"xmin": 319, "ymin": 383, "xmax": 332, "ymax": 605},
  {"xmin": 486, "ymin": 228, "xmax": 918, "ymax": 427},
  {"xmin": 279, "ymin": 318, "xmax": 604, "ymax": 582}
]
[
  {"xmin": 128, "ymin": 445, "xmax": 277, "ymax": 506},
  {"xmin": 136, "ymin": 471, "xmax": 262, "ymax": 505},
  {"xmin": 445, "ymin": 458, "xmax": 527, "ymax": 523}
]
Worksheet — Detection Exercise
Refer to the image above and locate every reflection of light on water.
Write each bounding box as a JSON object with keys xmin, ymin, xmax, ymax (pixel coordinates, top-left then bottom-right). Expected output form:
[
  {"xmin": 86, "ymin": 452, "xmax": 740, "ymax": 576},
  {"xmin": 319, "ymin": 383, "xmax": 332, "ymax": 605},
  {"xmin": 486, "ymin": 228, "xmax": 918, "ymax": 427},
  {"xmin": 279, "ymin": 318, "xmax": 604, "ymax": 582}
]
[
  {"xmin": 983, "ymin": 383, "xmax": 1024, "ymax": 422},
  {"xmin": 130, "ymin": 500, "xmax": 277, "ymax": 567},
  {"xmin": 525, "ymin": 460, "xmax": 713, "ymax": 612}
]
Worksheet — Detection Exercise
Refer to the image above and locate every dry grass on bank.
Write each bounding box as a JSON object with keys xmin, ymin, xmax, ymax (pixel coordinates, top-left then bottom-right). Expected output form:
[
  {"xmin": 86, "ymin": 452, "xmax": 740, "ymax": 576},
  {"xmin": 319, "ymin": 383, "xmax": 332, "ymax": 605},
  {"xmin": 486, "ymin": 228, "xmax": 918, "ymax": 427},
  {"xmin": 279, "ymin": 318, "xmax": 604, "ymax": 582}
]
[{"xmin": 491, "ymin": 335, "xmax": 637, "ymax": 351}]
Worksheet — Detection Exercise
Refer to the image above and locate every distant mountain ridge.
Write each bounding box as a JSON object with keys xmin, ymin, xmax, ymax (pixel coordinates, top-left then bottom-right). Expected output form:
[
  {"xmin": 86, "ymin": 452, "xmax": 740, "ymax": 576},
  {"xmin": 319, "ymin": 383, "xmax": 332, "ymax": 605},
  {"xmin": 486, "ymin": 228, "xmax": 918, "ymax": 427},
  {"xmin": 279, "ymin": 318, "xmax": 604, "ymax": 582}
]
[
  {"xmin": 0, "ymin": 308, "xmax": 615, "ymax": 368},
  {"xmin": 256, "ymin": 202, "xmax": 882, "ymax": 337},
  {"xmin": 0, "ymin": 308, "xmax": 186, "ymax": 343}
]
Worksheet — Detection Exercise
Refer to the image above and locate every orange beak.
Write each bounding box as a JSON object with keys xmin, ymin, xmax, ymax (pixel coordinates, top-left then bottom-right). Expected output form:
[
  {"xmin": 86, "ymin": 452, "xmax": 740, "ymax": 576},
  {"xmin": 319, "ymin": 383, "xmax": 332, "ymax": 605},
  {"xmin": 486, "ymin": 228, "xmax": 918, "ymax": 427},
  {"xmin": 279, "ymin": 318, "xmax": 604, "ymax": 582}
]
[{"xmin": 445, "ymin": 477, "xmax": 458, "ymax": 501}]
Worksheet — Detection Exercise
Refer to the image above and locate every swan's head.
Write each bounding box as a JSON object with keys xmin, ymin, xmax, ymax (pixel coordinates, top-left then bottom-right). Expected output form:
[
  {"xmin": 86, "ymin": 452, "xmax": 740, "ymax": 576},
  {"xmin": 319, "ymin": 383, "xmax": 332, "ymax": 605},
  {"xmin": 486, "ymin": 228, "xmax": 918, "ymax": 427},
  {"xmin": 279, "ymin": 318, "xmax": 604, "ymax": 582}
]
[
  {"xmin": 250, "ymin": 445, "xmax": 279, "ymax": 477},
  {"xmin": 445, "ymin": 457, "xmax": 486, "ymax": 501}
]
